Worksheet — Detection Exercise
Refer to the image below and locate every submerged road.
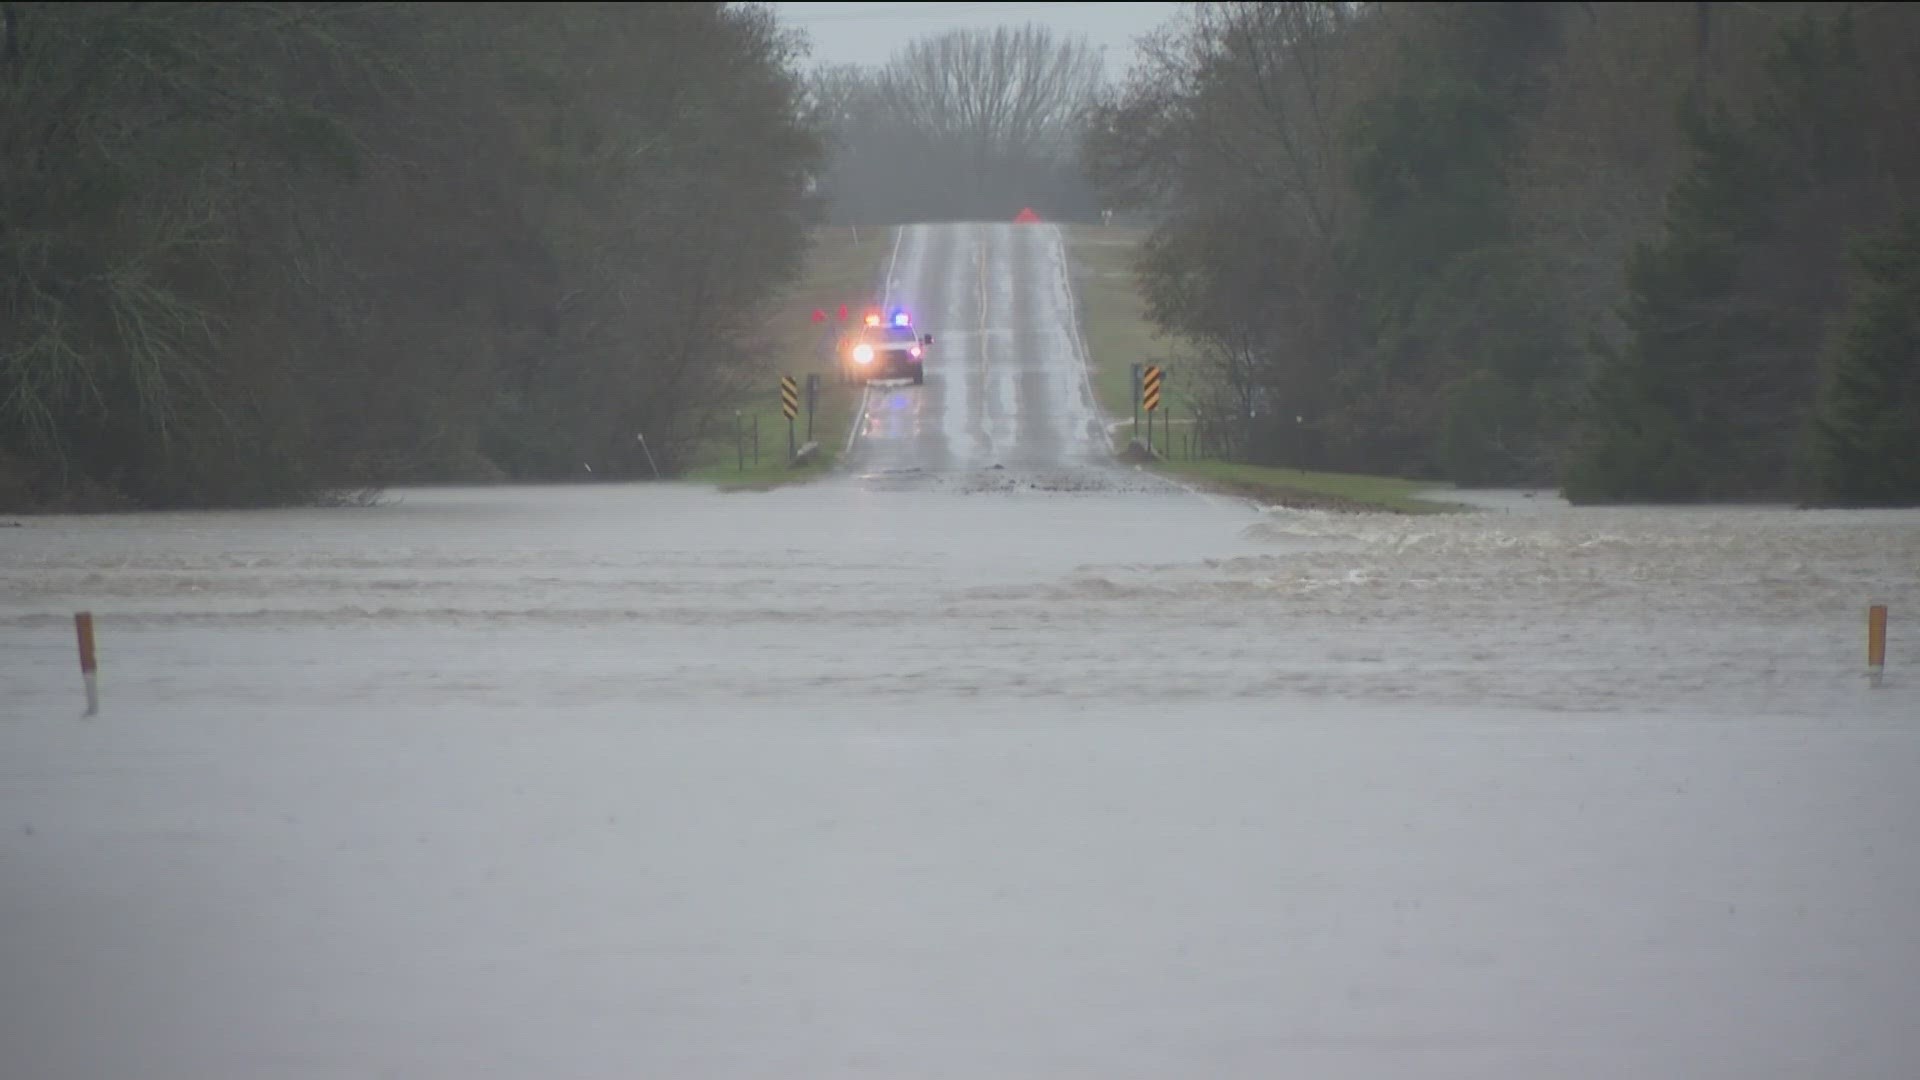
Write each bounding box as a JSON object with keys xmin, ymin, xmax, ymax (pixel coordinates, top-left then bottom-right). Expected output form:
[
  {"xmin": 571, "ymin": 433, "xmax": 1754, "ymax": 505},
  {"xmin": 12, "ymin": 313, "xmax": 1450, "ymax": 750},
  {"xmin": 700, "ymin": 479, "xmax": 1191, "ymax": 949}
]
[{"xmin": 2, "ymin": 224, "xmax": 1918, "ymax": 1079}]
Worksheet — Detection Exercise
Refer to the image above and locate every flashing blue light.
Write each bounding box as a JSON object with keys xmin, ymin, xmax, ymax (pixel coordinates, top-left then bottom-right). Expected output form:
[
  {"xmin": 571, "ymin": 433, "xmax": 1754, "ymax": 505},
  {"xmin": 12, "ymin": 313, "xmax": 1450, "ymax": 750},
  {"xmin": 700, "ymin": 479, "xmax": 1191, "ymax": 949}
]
[{"xmin": 892, "ymin": 310, "xmax": 912, "ymax": 327}]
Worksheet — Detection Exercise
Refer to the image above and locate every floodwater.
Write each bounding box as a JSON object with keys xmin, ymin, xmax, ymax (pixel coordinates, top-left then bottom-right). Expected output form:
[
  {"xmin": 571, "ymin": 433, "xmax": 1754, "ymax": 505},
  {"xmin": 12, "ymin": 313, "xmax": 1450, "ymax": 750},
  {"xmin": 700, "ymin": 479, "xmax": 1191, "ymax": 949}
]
[{"xmin": 2, "ymin": 222, "xmax": 1917, "ymax": 1080}]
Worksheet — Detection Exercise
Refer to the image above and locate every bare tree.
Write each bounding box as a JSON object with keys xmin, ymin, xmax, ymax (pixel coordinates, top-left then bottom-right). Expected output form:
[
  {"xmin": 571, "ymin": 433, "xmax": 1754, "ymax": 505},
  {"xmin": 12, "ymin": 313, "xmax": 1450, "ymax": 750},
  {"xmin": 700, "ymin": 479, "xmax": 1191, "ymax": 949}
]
[
  {"xmin": 812, "ymin": 23, "xmax": 1108, "ymax": 223},
  {"xmin": 877, "ymin": 23, "xmax": 1105, "ymax": 164},
  {"xmin": 1, "ymin": 1, "xmax": 825, "ymax": 507},
  {"xmin": 1088, "ymin": 0, "xmax": 1920, "ymax": 490},
  {"xmin": 1084, "ymin": 2, "xmax": 1380, "ymax": 432}
]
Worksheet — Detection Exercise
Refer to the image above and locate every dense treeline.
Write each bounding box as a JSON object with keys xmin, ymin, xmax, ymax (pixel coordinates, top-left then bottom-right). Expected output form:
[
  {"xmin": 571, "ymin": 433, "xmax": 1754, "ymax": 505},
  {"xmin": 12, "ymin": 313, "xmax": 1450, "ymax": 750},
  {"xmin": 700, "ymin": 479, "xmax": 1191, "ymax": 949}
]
[
  {"xmin": 1, "ymin": 2, "xmax": 823, "ymax": 510},
  {"xmin": 808, "ymin": 24, "xmax": 1108, "ymax": 226},
  {"xmin": 1085, "ymin": 2, "xmax": 1920, "ymax": 505}
]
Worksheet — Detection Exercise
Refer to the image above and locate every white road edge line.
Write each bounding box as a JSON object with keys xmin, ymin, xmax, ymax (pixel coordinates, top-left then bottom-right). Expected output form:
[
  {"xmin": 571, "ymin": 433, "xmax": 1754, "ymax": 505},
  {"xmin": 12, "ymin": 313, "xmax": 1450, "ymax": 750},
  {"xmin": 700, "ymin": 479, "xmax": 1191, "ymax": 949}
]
[
  {"xmin": 842, "ymin": 224, "xmax": 906, "ymax": 460},
  {"xmin": 882, "ymin": 222, "xmax": 904, "ymax": 309},
  {"xmin": 1050, "ymin": 222, "xmax": 1239, "ymax": 513},
  {"xmin": 1049, "ymin": 223, "xmax": 1109, "ymax": 451}
]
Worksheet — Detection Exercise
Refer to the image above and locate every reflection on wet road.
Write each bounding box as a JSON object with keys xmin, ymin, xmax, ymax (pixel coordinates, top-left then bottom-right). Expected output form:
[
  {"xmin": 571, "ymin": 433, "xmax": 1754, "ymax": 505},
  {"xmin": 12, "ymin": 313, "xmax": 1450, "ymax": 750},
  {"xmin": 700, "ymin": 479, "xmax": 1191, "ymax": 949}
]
[{"xmin": 845, "ymin": 222, "xmax": 1113, "ymax": 488}]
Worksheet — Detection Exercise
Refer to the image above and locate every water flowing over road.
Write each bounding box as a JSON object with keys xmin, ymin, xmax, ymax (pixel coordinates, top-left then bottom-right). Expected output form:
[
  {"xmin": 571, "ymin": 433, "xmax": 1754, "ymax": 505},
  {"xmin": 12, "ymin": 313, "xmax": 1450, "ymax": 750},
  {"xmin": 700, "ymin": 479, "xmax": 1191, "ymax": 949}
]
[{"xmin": 3, "ymin": 222, "xmax": 1918, "ymax": 1080}]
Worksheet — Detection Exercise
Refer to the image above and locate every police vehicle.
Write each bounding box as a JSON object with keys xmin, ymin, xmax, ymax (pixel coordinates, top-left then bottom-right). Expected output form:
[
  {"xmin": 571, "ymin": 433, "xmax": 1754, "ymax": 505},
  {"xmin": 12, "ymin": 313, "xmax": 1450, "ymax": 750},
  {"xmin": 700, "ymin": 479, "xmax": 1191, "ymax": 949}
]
[{"xmin": 840, "ymin": 309, "xmax": 933, "ymax": 386}]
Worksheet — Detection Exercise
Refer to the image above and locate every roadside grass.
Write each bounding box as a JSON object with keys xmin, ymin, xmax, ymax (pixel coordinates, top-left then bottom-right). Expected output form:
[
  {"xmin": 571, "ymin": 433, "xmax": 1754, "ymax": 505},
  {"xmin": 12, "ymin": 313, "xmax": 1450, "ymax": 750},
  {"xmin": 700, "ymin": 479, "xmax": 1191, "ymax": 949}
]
[
  {"xmin": 1164, "ymin": 459, "xmax": 1468, "ymax": 514},
  {"xmin": 1060, "ymin": 224, "xmax": 1203, "ymax": 449},
  {"xmin": 1062, "ymin": 224, "xmax": 1465, "ymax": 515},
  {"xmin": 684, "ymin": 225, "xmax": 893, "ymax": 490}
]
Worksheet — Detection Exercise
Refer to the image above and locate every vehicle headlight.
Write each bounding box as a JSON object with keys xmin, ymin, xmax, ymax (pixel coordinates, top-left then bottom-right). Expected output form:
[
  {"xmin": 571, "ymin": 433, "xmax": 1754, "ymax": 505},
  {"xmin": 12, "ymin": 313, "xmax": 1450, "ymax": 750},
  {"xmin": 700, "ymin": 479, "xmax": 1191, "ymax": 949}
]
[{"xmin": 852, "ymin": 344, "xmax": 874, "ymax": 364}]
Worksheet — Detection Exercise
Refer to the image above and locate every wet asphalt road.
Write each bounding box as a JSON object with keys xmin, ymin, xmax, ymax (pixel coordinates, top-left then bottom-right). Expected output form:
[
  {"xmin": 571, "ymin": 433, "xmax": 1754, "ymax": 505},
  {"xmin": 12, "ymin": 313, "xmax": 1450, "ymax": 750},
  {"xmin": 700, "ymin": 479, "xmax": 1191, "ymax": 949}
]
[{"xmin": 840, "ymin": 222, "xmax": 1157, "ymax": 496}]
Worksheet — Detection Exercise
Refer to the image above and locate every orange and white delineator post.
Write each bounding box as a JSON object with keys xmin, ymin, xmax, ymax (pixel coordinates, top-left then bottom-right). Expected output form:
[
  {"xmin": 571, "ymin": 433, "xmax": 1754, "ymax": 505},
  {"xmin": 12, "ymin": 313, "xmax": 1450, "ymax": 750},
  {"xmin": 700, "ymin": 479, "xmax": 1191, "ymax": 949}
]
[
  {"xmin": 75, "ymin": 611, "xmax": 98, "ymax": 716},
  {"xmin": 1868, "ymin": 604, "xmax": 1888, "ymax": 689}
]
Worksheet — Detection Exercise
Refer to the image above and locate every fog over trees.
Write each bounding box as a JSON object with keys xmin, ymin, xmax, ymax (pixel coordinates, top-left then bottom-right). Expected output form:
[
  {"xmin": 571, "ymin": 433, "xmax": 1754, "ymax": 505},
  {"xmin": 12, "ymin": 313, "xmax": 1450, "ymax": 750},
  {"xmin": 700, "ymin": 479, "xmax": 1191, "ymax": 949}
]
[
  {"xmin": 807, "ymin": 24, "xmax": 1110, "ymax": 226},
  {"xmin": 3, "ymin": 2, "xmax": 823, "ymax": 509},
  {"xmin": 1084, "ymin": 1, "xmax": 1920, "ymax": 505},
  {"xmin": 7, "ymin": 2, "xmax": 1913, "ymax": 510}
]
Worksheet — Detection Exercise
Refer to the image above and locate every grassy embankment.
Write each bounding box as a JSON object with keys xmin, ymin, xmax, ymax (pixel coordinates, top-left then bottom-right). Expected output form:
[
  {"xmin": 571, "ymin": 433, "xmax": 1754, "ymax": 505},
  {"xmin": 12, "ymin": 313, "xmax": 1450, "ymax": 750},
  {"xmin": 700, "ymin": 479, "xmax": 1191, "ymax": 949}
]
[
  {"xmin": 1060, "ymin": 224, "xmax": 1191, "ymax": 450},
  {"xmin": 685, "ymin": 226, "xmax": 893, "ymax": 491},
  {"xmin": 1059, "ymin": 223, "xmax": 1464, "ymax": 514}
]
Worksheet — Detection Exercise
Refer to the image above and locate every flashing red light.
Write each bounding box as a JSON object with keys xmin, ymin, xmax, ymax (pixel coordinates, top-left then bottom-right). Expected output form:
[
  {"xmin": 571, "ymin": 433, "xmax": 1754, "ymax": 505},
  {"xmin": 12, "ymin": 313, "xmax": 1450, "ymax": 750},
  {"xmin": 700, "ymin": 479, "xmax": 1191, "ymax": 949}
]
[
  {"xmin": 838, "ymin": 304, "xmax": 849, "ymax": 322},
  {"xmin": 811, "ymin": 308, "xmax": 825, "ymax": 323}
]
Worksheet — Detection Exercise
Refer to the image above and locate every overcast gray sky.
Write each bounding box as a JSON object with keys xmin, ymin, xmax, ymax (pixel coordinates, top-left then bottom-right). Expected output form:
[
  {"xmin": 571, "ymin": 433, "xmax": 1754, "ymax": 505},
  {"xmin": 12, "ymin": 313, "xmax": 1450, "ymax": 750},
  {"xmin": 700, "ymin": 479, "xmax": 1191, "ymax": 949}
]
[{"xmin": 766, "ymin": 1, "xmax": 1182, "ymax": 77}]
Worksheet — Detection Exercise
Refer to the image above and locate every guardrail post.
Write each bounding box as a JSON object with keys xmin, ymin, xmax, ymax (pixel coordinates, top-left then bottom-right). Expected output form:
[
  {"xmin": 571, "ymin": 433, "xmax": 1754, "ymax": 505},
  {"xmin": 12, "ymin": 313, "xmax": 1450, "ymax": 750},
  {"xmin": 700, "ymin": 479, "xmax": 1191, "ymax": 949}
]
[
  {"xmin": 75, "ymin": 612, "xmax": 98, "ymax": 717},
  {"xmin": 806, "ymin": 374, "xmax": 819, "ymax": 442},
  {"xmin": 1869, "ymin": 604, "xmax": 1889, "ymax": 687}
]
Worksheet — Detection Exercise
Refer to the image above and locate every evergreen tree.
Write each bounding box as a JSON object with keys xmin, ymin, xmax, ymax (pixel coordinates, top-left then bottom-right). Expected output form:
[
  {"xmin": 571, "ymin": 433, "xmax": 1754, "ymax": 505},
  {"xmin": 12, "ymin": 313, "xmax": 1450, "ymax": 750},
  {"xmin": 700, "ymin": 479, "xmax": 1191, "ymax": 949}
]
[
  {"xmin": 1562, "ymin": 102, "xmax": 1784, "ymax": 503},
  {"xmin": 1564, "ymin": 13, "xmax": 1866, "ymax": 504},
  {"xmin": 1341, "ymin": 2, "xmax": 1563, "ymax": 484},
  {"xmin": 1804, "ymin": 212, "xmax": 1920, "ymax": 506}
]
